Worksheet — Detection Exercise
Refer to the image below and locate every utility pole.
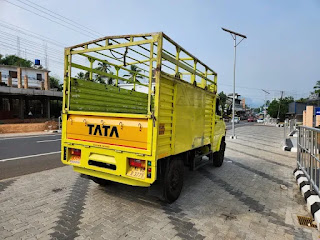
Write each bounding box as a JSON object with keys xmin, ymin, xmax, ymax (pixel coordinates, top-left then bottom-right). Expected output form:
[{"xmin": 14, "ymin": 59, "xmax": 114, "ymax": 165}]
[
  {"xmin": 277, "ymin": 91, "xmax": 284, "ymax": 121},
  {"xmin": 44, "ymin": 41, "xmax": 48, "ymax": 69},
  {"xmin": 222, "ymin": 27, "xmax": 247, "ymax": 139},
  {"xmin": 17, "ymin": 36, "xmax": 20, "ymax": 57},
  {"xmin": 262, "ymin": 89, "xmax": 270, "ymax": 120}
]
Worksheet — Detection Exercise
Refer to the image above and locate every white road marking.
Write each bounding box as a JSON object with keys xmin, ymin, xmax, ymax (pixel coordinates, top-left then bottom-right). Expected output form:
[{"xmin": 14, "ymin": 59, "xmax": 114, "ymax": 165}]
[
  {"xmin": 0, "ymin": 134, "xmax": 61, "ymax": 141},
  {"xmin": 37, "ymin": 139, "xmax": 61, "ymax": 143},
  {"xmin": 0, "ymin": 151, "xmax": 61, "ymax": 162}
]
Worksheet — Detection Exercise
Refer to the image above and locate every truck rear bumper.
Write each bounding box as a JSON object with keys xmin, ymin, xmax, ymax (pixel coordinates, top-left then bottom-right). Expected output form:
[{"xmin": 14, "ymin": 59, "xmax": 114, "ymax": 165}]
[{"xmin": 73, "ymin": 166, "xmax": 151, "ymax": 187}]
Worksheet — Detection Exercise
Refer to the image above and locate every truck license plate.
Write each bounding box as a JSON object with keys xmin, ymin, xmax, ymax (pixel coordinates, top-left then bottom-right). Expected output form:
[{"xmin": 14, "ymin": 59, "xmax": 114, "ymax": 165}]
[
  {"xmin": 127, "ymin": 167, "xmax": 145, "ymax": 179},
  {"xmin": 70, "ymin": 155, "xmax": 81, "ymax": 164}
]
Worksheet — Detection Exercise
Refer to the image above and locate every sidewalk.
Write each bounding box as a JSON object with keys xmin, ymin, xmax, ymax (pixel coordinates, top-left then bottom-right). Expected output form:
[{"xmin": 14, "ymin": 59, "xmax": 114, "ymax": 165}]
[{"xmin": 0, "ymin": 125, "xmax": 317, "ymax": 239}]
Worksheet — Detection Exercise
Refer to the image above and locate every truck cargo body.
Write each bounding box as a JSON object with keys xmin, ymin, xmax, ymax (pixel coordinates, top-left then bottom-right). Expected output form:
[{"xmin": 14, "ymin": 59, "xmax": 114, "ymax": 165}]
[{"xmin": 61, "ymin": 32, "xmax": 225, "ymax": 202}]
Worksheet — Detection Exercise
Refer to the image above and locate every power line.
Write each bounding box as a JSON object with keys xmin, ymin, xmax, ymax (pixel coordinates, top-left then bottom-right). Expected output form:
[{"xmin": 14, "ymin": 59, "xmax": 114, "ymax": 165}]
[
  {"xmin": 0, "ymin": 21, "xmax": 65, "ymax": 47},
  {"xmin": 22, "ymin": 0, "xmax": 101, "ymax": 37},
  {"xmin": 0, "ymin": 33, "xmax": 63, "ymax": 58},
  {"xmin": 3, "ymin": 0, "xmax": 95, "ymax": 39},
  {"xmin": 0, "ymin": 42, "xmax": 64, "ymax": 66}
]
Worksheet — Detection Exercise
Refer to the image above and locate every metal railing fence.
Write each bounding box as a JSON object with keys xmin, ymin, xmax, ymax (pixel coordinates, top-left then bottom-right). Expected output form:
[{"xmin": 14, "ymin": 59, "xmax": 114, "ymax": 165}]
[
  {"xmin": 284, "ymin": 119, "xmax": 296, "ymax": 137},
  {"xmin": 297, "ymin": 126, "xmax": 320, "ymax": 196}
]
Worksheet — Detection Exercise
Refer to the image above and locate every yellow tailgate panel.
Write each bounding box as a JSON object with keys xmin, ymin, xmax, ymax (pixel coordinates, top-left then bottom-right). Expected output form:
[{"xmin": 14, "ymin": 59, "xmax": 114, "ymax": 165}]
[{"xmin": 66, "ymin": 115, "xmax": 148, "ymax": 149}]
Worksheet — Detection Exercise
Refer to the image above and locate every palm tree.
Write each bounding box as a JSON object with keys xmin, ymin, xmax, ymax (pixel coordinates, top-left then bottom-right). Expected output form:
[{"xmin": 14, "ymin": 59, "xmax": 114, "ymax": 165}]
[
  {"xmin": 95, "ymin": 62, "xmax": 111, "ymax": 84},
  {"xmin": 95, "ymin": 75, "xmax": 105, "ymax": 84},
  {"xmin": 76, "ymin": 72, "xmax": 85, "ymax": 79},
  {"xmin": 123, "ymin": 65, "xmax": 144, "ymax": 83},
  {"xmin": 96, "ymin": 62, "xmax": 111, "ymax": 73}
]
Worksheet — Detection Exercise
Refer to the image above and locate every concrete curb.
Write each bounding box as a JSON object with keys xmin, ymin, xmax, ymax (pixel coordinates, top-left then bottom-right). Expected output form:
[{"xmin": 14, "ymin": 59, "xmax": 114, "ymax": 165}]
[
  {"xmin": 283, "ymin": 138, "xmax": 297, "ymax": 152},
  {"xmin": 293, "ymin": 168, "xmax": 320, "ymax": 230}
]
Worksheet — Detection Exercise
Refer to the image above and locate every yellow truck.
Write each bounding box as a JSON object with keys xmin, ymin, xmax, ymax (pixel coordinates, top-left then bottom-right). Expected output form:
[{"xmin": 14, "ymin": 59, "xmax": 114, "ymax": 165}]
[{"xmin": 61, "ymin": 32, "xmax": 226, "ymax": 203}]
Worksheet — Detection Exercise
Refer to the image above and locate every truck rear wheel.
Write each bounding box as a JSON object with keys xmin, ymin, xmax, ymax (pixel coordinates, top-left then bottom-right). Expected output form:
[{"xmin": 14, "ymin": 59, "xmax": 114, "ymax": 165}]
[
  {"xmin": 163, "ymin": 157, "xmax": 184, "ymax": 203},
  {"xmin": 212, "ymin": 140, "xmax": 226, "ymax": 167}
]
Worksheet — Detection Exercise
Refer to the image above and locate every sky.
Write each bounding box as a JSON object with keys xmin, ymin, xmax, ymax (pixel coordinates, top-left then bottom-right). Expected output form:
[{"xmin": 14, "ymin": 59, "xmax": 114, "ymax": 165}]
[{"xmin": 0, "ymin": 0, "xmax": 319, "ymax": 107}]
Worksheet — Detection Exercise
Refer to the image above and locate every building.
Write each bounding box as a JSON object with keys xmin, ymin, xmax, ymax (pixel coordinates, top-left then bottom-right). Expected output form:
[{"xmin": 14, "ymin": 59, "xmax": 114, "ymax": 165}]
[
  {"xmin": 226, "ymin": 93, "xmax": 247, "ymax": 119},
  {"xmin": 0, "ymin": 65, "xmax": 62, "ymax": 120},
  {"xmin": 287, "ymin": 102, "xmax": 307, "ymax": 122}
]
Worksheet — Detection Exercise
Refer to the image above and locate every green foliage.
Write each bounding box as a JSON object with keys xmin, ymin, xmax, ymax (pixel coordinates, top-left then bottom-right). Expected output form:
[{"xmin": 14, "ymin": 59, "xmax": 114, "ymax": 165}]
[
  {"xmin": 95, "ymin": 62, "xmax": 112, "ymax": 84},
  {"xmin": 313, "ymin": 81, "xmax": 320, "ymax": 94},
  {"xmin": 296, "ymin": 97, "xmax": 308, "ymax": 103},
  {"xmin": 76, "ymin": 62, "xmax": 114, "ymax": 85},
  {"xmin": 76, "ymin": 72, "xmax": 90, "ymax": 81},
  {"xmin": 267, "ymin": 96, "xmax": 294, "ymax": 121},
  {"xmin": 218, "ymin": 91, "xmax": 227, "ymax": 112},
  {"xmin": 49, "ymin": 76, "xmax": 63, "ymax": 91},
  {"xmin": 0, "ymin": 55, "xmax": 33, "ymax": 68},
  {"xmin": 253, "ymin": 108, "xmax": 260, "ymax": 113},
  {"xmin": 123, "ymin": 65, "xmax": 144, "ymax": 83}
]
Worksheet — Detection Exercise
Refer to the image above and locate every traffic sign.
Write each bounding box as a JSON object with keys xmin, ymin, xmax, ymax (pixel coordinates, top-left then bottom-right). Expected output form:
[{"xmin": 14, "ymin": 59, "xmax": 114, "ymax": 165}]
[{"xmin": 315, "ymin": 107, "xmax": 320, "ymax": 115}]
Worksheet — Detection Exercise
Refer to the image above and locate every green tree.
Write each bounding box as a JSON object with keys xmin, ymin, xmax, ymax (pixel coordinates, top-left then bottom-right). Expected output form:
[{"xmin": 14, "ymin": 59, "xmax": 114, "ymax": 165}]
[
  {"xmin": 50, "ymin": 76, "xmax": 63, "ymax": 91},
  {"xmin": 123, "ymin": 65, "xmax": 144, "ymax": 83},
  {"xmin": 0, "ymin": 55, "xmax": 33, "ymax": 67},
  {"xmin": 218, "ymin": 91, "xmax": 227, "ymax": 112},
  {"xmin": 313, "ymin": 81, "xmax": 320, "ymax": 94},
  {"xmin": 76, "ymin": 72, "xmax": 85, "ymax": 79},
  {"xmin": 76, "ymin": 71, "xmax": 90, "ymax": 80},
  {"xmin": 267, "ymin": 96, "xmax": 294, "ymax": 121},
  {"xmin": 95, "ymin": 62, "xmax": 116, "ymax": 84}
]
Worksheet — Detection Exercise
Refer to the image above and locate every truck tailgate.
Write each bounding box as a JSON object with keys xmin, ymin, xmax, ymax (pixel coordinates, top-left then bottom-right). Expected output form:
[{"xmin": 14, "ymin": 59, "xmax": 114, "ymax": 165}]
[{"xmin": 66, "ymin": 115, "xmax": 148, "ymax": 149}]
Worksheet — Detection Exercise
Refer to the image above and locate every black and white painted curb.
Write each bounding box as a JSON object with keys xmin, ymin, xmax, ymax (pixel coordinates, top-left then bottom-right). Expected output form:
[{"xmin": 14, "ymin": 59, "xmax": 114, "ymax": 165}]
[
  {"xmin": 294, "ymin": 168, "xmax": 320, "ymax": 229},
  {"xmin": 283, "ymin": 145, "xmax": 297, "ymax": 152},
  {"xmin": 283, "ymin": 138, "xmax": 297, "ymax": 152}
]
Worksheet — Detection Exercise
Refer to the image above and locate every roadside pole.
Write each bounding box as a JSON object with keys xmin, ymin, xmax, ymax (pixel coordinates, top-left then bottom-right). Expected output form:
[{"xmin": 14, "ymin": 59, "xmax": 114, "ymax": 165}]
[{"xmin": 222, "ymin": 28, "xmax": 247, "ymax": 139}]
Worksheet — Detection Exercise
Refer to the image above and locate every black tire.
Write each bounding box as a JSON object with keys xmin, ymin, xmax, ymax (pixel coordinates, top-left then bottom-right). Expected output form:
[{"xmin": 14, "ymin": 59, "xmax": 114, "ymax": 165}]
[
  {"xmin": 212, "ymin": 140, "xmax": 226, "ymax": 167},
  {"xmin": 91, "ymin": 176, "xmax": 111, "ymax": 186},
  {"xmin": 163, "ymin": 157, "xmax": 184, "ymax": 203}
]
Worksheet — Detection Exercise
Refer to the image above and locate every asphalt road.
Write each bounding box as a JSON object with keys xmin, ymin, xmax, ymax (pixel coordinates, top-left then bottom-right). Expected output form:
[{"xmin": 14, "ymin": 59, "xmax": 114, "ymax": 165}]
[
  {"xmin": 0, "ymin": 121, "xmax": 254, "ymax": 180},
  {"xmin": 0, "ymin": 134, "xmax": 62, "ymax": 180}
]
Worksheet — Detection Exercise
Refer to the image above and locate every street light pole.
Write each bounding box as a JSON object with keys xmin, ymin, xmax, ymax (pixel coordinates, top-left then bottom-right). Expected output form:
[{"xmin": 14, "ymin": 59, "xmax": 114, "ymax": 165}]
[
  {"xmin": 262, "ymin": 89, "xmax": 270, "ymax": 121},
  {"xmin": 222, "ymin": 28, "xmax": 247, "ymax": 139}
]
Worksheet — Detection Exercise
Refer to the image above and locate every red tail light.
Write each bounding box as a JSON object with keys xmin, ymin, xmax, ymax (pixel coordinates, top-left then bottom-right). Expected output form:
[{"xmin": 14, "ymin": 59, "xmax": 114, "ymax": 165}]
[
  {"xmin": 71, "ymin": 148, "xmax": 81, "ymax": 156},
  {"xmin": 129, "ymin": 158, "xmax": 145, "ymax": 168}
]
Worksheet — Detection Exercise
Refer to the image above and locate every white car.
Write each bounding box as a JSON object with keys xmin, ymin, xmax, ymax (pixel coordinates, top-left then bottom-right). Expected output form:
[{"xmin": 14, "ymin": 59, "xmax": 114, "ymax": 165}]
[
  {"xmin": 257, "ymin": 119, "xmax": 264, "ymax": 123},
  {"xmin": 231, "ymin": 117, "xmax": 240, "ymax": 124}
]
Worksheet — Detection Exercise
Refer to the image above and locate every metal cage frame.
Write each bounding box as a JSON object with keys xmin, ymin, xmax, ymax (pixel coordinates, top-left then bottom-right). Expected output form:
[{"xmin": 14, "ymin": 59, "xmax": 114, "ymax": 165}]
[{"xmin": 63, "ymin": 32, "xmax": 217, "ymax": 115}]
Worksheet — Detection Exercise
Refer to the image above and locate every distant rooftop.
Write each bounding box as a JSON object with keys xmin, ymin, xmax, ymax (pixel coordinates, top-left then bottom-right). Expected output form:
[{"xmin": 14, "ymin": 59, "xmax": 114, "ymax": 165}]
[{"xmin": 0, "ymin": 64, "xmax": 49, "ymax": 72}]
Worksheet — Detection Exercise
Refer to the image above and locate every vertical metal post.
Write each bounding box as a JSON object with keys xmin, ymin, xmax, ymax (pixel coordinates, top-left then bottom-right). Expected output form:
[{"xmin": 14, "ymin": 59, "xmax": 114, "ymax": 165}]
[
  {"xmin": 310, "ymin": 130, "xmax": 314, "ymax": 190},
  {"xmin": 232, "ymin": 36, "xmax": 236, "ymax": 138},
  {"xmin": 222, "ymin": 27, "xmax": 246, "ymax": 139},
  {"xmin": 115, "ymin": 68, "xmax": 119, "ymax": 87},
  {"xmin": 133, "ymin": 74, "xmax": 136, "ymax": 91},
  {"xmin": 297, "ymin": 126, "xmax": 300, "ymax": 168}
]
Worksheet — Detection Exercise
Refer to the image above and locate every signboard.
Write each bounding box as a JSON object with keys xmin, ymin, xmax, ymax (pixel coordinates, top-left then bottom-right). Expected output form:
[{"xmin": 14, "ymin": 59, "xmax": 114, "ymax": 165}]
[{"xmin": 316, "ymin": 107, "xmax": 320, "ymax": 116}]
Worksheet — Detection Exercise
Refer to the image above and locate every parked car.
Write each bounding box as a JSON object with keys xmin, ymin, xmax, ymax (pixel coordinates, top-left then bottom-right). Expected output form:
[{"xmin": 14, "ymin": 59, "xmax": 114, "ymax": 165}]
[
  {"xmin": 257, "ymin": 119, "xmax": 264, "ymax": 123},
  {"xmin": 247, "ymin": 116, "xmax": 255, "ymax": 122},
  {"xmin": 231, "ymin": 117, "xmax": 240, "ymax": 124}
]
